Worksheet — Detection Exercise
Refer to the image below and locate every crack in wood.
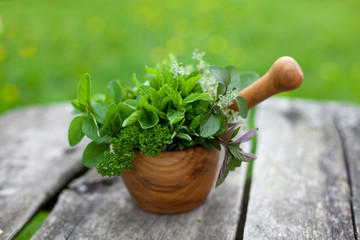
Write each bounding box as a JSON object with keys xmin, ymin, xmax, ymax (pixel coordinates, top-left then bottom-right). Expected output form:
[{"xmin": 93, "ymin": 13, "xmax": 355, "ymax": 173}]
[
  {"xmin": 236, "ymin": 108, "xmax": 257, "ymax": 240},
  {"xmin": 236, "ymin": 176, "xmax": 252, "ymax": 240},
  {"xmin": 334, "ymin": 118, "xmax": 358, "ymax": 240}
]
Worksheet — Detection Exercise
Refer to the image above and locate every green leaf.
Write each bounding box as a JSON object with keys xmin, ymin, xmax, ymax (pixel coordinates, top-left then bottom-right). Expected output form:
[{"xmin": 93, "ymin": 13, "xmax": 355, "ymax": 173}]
[
  {"xmin": 82, "ymin": 114, "xmax": 101, "ymax": 142},
  {"xmin": 184, "ymin": 70, "xmax": 199, "ymax": 80},
  {"xmin": 209, "ymin": 139, "xmax": 221, "ymax": 150},
  {"xmin": 182, "ymin": 93, "xmax": 209, "ymax": 104},
  {"xmin": 82, "ymin": 142, "xmax": 109, "ymax": 168},
  {"xmin": 149, "ymin": 88, "xmax": 161, "ymax": 109},
  {"xmin": 123, "ymin": 99, "xmax": 140, "ymax": 110},
  {"xmin": 209, "ymin": 65, "xmax": 231, "ymax": 85},
  {"xmin": 77, "ymin": 73, "xmax": 92, "ymax": 108},
  {"xmin": 235, "ymin": 96, "xmax": 248, "ymax": 118},
  {"xmin": 92, "ymin": 101, "xmax": 107, "ymax": 124},
  {"xmin": 227, "ymin": 71, "xmax": 260, "ymax": 91},
  {"xmin": 140, "ymin": 95, "xmax": 160, "ymax": 114},
  {"xmin": 131, "ymin": 73, "xmax": 139, "ymax": 85},
  {"xmin": 167, "ymin": 109, "xmax": 185, "ymax": 124},
  {"xmin": 217, "ymin": 82, "xmax": 226, "ymax": 96},
  {"xmin": 105, "ymin": 80, "xmax": 123, "ymax": 104},
  {"xmin": 176, "ymin": 133, "xmax": 192, "ymax": 141},
  {"xmin": 189, "ymin": 116, "xmax": 201, "ymax": 130},
  {"xmin": 162, "ymin": 85, "xmax": 182, "ymax": 109},
  {"xmin": 92, "ymin": 94, "xmax": 105, "ymax": 104},
  {"xmin": 122, "ymin": 110, "xmax": 141, "ymax": 127},
  {"xmin": 226, "ymin": 66, "xmax": 241, "ymax": 91},
  {"xmin": 180, "ymin": 75, "xmax": 202, "ymax": 97},
  {"xmin": 160, "ymin": 96, "xmax": 171, "ymax": 111},
  {"xmin": 71, "ymin": 100, "xmax": 86, "ymax": 113},
  {"xmin": 139, "ymin": 85, "xmax": 150, "ymax": 95},
  {"xmin": 239, "ymin": 72, "xmax": 260, "ymax": 90},
  {"xmin": 200, "ymin": 111, "xmax": 222, "ymax": 138},
  {"xmin": 117, "ymin": 102, "xmax": 135, "ymax": 122},
  {"xmin": 68, "ymin": 116, "xmax": 86, "ymax": 146},
  {"xmin": 104, "ymin": 104, "xmax": 122, "ymax": 133},
  {"xmin": 139, "ymin": 110, "xmax": 159, "ymax": 129}
]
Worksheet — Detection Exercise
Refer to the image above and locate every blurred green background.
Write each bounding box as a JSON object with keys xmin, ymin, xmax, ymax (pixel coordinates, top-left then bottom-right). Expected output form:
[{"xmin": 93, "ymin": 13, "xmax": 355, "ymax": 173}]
[{"xmin": 0, "ymin": 0, "xmax": 359, "ymax": 114}]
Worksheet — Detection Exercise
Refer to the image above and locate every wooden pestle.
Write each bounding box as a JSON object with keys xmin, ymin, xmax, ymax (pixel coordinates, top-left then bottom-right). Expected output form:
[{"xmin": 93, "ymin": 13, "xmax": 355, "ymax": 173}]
[{"xmin": 229, "ymin": 56, "xmax": 304, "ymax": 110}]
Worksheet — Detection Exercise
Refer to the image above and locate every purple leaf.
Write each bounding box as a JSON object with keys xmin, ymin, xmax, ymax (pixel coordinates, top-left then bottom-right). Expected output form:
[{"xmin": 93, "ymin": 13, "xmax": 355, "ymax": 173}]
[
  {"xmin": 215, "ymin": 153, "xmax": 230, "ymax": 187},
  {"xmin": 228, "ymin": 146, "xmax": 256, "ymax": 162},
  {"xmin": 220, "ymin": 122, "xmax": 241, "ymax": 143},
  {"xmin": 231, "ymin": 128, "xmax": 257, "ymax": 144},
  {"xmin": 238, "ymin": 151, "xmax": 256, "ymax": 162}
]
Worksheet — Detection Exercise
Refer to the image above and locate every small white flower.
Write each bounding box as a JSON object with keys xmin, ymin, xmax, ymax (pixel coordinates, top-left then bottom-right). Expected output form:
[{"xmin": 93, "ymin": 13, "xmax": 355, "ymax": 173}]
[
  {"xmin": 192, "ymin": 48, "xmax": 205, "ymax": 61},
  {"xmin": 172, "ymin": 62, "xmax": 184, "ymax": 78}
]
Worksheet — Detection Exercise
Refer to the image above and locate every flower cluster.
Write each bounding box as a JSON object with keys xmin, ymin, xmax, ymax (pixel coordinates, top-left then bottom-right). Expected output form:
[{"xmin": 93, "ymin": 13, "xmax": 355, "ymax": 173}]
[{"xmin": 192, "ymin": 49, "xmax": 218, "ymax": 97}]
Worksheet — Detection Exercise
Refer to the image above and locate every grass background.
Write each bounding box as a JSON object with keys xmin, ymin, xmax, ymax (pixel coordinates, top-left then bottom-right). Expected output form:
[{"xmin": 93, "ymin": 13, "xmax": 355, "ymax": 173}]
[{"xmin": 0, "ymin": 0, "xmax": 359, "ymax": 114}]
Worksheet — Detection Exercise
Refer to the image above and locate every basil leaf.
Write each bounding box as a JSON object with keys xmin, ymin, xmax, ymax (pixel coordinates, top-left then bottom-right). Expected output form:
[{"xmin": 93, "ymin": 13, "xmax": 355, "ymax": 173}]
[
  {"xmin": 228, "ymin": 146, "xmax": 256, "ymax": 162},
  {"xmin": 82, "ymin": 142, "xmax": 109, "ymax": 168},
  {"xmin": 226, "ymin": 66, "xmax": 241, "ymax": 91},
  {"xmin": 77, "ymin": 73, "xmax": 92, "ymax": 108},
  {"xmin": 167, "ymin": 109, "xmax": 185, "ymax": 124},
  {"xmin": 239, "ymin": 72, "xmax": 260, "ymax": 90},
  {"xmin": 82, "ymin": 113, "xmax": 101, "ymax": 142},
  {"xmin": 139, "ymin": 110, "xmax": 159, "ymax": 129},
  {"xmin": 209, "ymin": 65, "xmax": 231, "ymax": 85},
  {"xmin": 215, "ymin": 153, "xmax": 230, "ymax": 188},
  {"xmin": 235, "ymin": 96, "xmax": 248, "ymax": 118},
  {"xmin": 68, "ymin": 116, "xmax": 86, "ymax": 146},
  {"xmin": 200, "ymin": 111, "xmax": 222, "ymax": 138},
  {"xmin": 105, "ymin": 80, "xmax": 123, "ymax": 104},
  {"xmin": 217, "ymin": 82, "xmax": 226, "ymax": 97}
]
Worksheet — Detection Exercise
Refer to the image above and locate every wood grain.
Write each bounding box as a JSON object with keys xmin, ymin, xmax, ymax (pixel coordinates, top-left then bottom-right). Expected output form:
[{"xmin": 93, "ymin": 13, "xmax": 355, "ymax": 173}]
[
  {"xmin": 243, "ymin": 99, "xmax": 356, "ymax": 239},
  {"xmin": 32, "ymin": 153, "xmax": 249, "ymax": 239},
  {"xmin": 230, "ymin": 56, "xmax": 303, "ymax": 110},
  {"xmin": 0, "ymin": 104, "xmax": 87, "ymax": 240},
  {"xmin": 122, "ymin": 146, "xmax": 220, "ymax": 214},
  {"xmin": 334, "ymin": 104, "xmax": 360, "ymax": 239}
]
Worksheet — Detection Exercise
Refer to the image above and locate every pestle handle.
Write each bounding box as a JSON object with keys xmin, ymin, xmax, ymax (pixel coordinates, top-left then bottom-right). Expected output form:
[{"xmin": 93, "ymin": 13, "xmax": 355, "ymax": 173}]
[{"xmin": 229, "ymin": 56, "xmax": 304, "ymax": 110}]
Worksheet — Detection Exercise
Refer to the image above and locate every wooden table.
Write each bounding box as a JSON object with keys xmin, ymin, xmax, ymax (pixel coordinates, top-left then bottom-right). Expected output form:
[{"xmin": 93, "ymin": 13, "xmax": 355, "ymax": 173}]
[{"xmin": 0, "ymin": 98, "xmax": 359, "ymax": 240}]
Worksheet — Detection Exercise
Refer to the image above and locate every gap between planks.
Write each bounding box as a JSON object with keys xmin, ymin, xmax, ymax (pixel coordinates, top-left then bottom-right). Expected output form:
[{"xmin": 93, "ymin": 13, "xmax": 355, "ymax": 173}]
[
  {"xmin": 236, "ymin": 107, "xmax": 258, "ymax": 240},
  {"xmin": 334, "ymin": 119, "xmax": 358, "ymax": 240}
]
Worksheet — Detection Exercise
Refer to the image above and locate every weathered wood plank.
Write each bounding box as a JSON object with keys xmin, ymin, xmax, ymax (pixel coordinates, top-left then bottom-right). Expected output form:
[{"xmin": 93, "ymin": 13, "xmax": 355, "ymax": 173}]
[
  {"xmin": 243, "ymin": 99, "xmax": 356, "ymax": 239},
  {"xmin": 32, "ymin": 151, "xmax": 249, "ymax": 240},
  {"xmin": 0, "ymin": 104, "xmax": 86, "ymax": 240},
  {"xmin": 334, "ymin": 105, "xmax": 360, "ymax": 239}
]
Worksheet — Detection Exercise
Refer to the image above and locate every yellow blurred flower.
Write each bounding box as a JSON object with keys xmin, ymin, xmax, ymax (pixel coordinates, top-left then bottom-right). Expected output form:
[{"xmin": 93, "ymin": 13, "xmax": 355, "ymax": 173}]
[
  {"xmin": 19, "ymin": 45, "xmax": 36, "ymax": 58},
  {"xmin": 149, "ymin": 46, "xmax": 167, "ymax": 64},
  {"xmin": 208, "ymin": 35, "xmax": 228, "ymax": 54},
  {"xmin": 166, "ymin": 37, "xmax": 186, "ymax": 56},
  {"xmin": 1, "ymin": 83, "xmax": 20, "ymax": 103}
]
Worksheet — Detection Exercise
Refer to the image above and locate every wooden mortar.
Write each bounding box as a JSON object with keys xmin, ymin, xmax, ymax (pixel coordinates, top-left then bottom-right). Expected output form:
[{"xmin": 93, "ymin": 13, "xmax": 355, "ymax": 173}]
[{"xmin": 121, "ymin": 56, "xmax": 304, "ymax": 214}]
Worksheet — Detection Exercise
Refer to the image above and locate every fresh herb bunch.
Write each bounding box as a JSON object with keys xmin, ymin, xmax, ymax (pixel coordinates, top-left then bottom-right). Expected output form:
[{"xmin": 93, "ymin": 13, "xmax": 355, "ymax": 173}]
[{"xmin": 68, "ymin": 50, "xmax": 259, "ymax": 187}]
